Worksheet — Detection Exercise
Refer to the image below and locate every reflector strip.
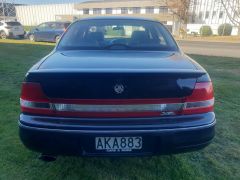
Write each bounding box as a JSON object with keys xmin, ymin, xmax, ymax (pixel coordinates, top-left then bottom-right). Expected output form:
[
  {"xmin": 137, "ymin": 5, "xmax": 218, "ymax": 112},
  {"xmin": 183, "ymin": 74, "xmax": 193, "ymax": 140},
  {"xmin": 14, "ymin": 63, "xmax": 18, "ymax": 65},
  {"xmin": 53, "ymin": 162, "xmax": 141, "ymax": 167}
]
[
  {"xmin": 54, "ymin": 103, "xmax": 184, "ymax": 112},
  {"xmin": 20, "ymin": 99, "xmax": 51, "ymax": 109},
  {"xmin": 185, "ymin": 98, "xmax": 214, "ymax": 109}
]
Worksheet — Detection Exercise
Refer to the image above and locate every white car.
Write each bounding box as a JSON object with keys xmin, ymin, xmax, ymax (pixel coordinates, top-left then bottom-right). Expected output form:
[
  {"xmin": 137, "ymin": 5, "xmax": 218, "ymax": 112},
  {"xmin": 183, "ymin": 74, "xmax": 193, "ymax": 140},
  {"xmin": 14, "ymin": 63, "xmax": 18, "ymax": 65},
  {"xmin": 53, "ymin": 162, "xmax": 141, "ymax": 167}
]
[{"xmin": 0, "ymin": 21, "xmax": 25, "ymax": 39}]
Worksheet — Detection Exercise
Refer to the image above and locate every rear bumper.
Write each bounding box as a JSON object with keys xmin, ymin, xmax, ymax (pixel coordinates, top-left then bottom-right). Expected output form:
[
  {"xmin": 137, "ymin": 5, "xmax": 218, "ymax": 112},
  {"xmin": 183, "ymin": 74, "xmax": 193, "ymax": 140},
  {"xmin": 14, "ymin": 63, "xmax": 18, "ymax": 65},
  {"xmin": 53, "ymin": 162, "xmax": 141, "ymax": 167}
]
[
  {"xmin": 7, "ymin": 31, "xmax": 25, "ymax": 38},
  {"xmin": 7, "ymin": 31, "xmax": 25, "ymax": 37},
  {"xmin": 19, "ymin": 112, "xmax": 216, "ymax": 156}
]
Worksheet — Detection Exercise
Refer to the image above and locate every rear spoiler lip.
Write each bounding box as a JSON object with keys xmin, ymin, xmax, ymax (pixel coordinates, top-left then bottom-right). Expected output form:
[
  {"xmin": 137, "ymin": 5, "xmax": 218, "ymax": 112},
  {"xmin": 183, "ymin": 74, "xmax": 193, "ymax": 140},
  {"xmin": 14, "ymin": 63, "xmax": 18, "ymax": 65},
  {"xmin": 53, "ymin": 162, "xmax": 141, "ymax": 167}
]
[{"xmin": 28, "ymin": 69, "xmax": 207, "ymax": 74}]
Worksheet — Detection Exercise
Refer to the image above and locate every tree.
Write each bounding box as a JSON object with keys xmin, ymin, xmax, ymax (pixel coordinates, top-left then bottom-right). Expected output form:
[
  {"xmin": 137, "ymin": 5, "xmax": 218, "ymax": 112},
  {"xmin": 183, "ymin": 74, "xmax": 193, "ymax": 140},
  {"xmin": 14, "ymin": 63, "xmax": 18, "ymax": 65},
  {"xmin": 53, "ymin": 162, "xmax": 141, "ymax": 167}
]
[
  {"xmin": 154, "ymin": 0, "xmax": 192, "ymax": 23},
  {"xmin": 218, "ymin": 23, "xmax": 233, "ymax": 36},
  {"xmin": 220, "ymin": 0, "xmax": 240, "ymax": 34},
  {"xmin": 164, "ymin": 0, "xmax": 192, "ymax": 24},
  {"xmin": 154, "ymin": 0, "xmax": 193, "ymax": 37}
]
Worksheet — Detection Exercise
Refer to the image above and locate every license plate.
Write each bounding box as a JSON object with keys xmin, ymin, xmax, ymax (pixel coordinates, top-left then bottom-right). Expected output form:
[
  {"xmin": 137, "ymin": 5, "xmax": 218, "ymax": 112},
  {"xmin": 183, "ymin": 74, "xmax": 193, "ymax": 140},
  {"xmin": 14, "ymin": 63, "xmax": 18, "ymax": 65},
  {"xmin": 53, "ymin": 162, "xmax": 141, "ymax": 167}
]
[{"xmin": 95, "ymin": 137, "xmax": 142, "ymax": 152}]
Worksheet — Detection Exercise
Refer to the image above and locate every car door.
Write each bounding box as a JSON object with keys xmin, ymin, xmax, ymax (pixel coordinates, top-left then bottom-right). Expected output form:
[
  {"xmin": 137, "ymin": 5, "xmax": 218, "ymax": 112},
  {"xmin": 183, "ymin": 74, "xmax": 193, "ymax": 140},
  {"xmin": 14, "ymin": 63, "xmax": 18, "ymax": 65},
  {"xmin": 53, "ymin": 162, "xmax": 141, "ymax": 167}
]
[
  {"xmin": 45, "ymin": 22, "xmax": 58, "ymax": 42},
  {"xmin": 34, "ymin": 23, "xmax": 48, "ymax": 41},
  {"xmin": 47, "ymin": 22, "xmax": 69, "ymax": 42}
]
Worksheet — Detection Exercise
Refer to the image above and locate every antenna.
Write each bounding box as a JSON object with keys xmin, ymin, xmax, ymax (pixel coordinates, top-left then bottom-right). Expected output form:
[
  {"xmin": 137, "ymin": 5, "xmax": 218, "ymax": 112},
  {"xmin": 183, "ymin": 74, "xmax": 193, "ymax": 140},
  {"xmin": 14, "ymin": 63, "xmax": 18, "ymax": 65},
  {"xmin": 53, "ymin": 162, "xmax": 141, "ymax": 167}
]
[{"xmin": 0, "ymin": 0, "xmax": 16, "ymax": 21}]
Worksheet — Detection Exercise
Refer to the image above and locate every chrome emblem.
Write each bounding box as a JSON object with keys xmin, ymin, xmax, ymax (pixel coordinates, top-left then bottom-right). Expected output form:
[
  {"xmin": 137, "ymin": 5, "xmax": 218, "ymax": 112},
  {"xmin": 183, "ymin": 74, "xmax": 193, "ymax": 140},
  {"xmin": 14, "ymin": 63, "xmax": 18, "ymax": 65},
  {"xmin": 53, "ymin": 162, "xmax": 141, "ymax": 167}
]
[{"xmin": 114, "ymin": 84, "xmax": 124, "ymax": 94}]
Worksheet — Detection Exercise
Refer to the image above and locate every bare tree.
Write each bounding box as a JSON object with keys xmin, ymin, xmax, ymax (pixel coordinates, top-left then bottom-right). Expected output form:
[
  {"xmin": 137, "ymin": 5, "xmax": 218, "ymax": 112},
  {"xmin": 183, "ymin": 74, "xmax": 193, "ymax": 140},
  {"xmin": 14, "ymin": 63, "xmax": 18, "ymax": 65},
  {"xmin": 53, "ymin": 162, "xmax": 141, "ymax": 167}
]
[
  {"xmin": 0, "ymin": 0, "xmax": 16, "ymax": 20},
  {"xmin": 154, "ymin": 0, "xmax": 193, "ymax": 23},
  {"xmin": 164, "ymin": 0, "xmax": 192, "ymax": 24},
  {"xmin": 154, "ymin": 0, "xmax": 193, "ymax": 37},
  {"xmin": 220, "ymin": 0, "xmax": 240, "ymax": 26}
]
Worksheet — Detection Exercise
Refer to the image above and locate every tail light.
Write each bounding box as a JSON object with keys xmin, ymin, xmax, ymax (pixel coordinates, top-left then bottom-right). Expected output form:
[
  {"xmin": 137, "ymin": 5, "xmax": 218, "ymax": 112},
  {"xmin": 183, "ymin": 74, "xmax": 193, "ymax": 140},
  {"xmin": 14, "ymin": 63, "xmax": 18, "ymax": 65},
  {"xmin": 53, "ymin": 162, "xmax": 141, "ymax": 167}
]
[
  {"xmin": 20, "ymin": 82, "xmax": 214, "ymax": 118},
  {"xmin": 182, "ymin": 82, "xmax": 214, "ymax": 115},
  {"xmin": 20, "ymin": 83, "xmax": 55, "ymax": 116}
]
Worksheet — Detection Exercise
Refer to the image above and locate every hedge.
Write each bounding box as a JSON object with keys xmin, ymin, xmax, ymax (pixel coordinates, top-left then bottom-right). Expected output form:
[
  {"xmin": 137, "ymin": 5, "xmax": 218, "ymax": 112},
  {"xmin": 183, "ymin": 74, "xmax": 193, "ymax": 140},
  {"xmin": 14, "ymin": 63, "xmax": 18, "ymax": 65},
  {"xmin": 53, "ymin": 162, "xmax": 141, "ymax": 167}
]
[
  {"xmin": 200, "ymin": 25, "xmax": 213, "ymax": 36},
  {"xmin": 218, "ymin": 23, "xmax": 233, "ymax": 36}
]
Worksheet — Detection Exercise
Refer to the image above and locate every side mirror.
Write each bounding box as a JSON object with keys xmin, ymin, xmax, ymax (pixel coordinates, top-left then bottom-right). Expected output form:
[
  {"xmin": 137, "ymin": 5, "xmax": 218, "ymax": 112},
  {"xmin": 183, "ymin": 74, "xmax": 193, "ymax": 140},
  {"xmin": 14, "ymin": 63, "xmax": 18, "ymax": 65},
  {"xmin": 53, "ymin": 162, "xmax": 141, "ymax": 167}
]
[{"xmin": 35, "ymin": 28, "xmax": 39, "ymax": 31}]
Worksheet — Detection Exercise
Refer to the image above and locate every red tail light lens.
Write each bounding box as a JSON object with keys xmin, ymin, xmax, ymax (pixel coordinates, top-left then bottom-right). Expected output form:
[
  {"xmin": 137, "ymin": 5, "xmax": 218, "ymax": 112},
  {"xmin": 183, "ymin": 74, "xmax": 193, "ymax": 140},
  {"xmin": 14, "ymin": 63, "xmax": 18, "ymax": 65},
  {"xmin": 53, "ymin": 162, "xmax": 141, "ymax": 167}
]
[
  {"xmin": 21, "ymin": 82, "xmax": 49, "ymax": 102},
  {"xmin": 20, "ymin": 82, "xmax": 55, "ymax": 115},
  {"xmin": 182, "ymin": 82, "xmax": 214, "ymax": 115}
]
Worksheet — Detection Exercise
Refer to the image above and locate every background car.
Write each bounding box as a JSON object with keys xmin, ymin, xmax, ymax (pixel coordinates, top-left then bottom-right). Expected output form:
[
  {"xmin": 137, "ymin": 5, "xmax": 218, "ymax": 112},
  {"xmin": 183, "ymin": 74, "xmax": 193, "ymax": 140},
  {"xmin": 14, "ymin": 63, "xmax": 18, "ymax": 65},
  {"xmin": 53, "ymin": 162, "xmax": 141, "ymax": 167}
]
[
  {"xmin": 27, "ymin": 21, "xmax": 71, "ymax": 42},
  {"xmin": 0, "ymin": 20, "xmax": 25, "ymax": 39}
]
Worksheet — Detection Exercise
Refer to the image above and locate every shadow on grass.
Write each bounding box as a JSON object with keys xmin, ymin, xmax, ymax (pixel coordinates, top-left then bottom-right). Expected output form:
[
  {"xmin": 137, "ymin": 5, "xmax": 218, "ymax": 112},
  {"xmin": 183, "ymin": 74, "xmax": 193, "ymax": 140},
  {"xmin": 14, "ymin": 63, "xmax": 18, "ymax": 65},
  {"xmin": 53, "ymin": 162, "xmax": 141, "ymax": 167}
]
[{"xmin": 21, "ymin": 152, "xmax": 199, "ymax": 180}]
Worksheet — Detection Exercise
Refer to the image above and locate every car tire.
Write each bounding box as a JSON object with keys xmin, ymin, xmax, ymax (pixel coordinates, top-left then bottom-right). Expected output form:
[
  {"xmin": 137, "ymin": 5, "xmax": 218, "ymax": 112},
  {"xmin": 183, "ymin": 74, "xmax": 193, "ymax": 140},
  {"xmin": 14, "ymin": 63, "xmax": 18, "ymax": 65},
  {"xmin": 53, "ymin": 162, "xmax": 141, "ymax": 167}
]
[
  {"xmin": 0, "ymin": 31, "xmax": 7, "ymax": 39},
  {"xmin": 55, "ymin": 35, "xmax": 60, "ymax": 43},
  {"xmin": 29, "ymin": 34, "xmax": 35, "ymax": 41}
]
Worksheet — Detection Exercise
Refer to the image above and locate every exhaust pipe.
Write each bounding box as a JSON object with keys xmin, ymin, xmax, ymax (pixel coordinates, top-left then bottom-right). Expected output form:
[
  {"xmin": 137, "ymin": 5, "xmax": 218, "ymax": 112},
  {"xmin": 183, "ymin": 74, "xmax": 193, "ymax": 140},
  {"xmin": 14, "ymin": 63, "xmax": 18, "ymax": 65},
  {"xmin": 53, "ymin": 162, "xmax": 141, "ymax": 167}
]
[{"xmin": 39, "ymin": 154, "xmax": 57, "ymax": 162}]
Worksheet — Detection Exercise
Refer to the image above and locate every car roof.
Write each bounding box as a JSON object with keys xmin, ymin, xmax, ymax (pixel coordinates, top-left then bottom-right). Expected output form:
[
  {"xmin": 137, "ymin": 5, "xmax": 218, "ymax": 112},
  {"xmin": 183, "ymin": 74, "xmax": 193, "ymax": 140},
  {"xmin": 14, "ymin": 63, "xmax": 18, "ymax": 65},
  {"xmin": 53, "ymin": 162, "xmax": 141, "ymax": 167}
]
[{"xmin": 78, "ymin": 16, "xmax": 159, "ymax": 23}]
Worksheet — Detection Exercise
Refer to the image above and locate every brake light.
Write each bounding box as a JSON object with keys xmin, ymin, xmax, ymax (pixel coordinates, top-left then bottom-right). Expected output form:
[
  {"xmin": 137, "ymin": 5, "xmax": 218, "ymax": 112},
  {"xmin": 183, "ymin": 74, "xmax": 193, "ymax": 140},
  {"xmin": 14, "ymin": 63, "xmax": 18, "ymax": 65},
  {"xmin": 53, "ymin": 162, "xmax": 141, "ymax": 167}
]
[
  {"xmin": 20, "ymin": 82, "xmax": 55, "ymax": 116},
  {"xmin": 182, "ymin": 82, "xmax": 214, "ymax": 115},
  {"xmin": 21, "ymin": 82, "xmax": 49, "ymax": 102}
]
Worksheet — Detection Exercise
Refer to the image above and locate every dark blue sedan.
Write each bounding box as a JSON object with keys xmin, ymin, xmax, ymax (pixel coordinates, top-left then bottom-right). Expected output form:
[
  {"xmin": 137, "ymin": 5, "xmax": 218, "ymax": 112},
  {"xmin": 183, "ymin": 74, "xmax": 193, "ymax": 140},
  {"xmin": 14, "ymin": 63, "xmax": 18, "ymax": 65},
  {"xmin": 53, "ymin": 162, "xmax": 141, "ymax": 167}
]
[
  {"xmin": 19, "ymin": 17, "xmax": 215, "ymax": 160},
  {"xmin": 27, "ymin": 21, "xmax": 70, "ymax": 42}
]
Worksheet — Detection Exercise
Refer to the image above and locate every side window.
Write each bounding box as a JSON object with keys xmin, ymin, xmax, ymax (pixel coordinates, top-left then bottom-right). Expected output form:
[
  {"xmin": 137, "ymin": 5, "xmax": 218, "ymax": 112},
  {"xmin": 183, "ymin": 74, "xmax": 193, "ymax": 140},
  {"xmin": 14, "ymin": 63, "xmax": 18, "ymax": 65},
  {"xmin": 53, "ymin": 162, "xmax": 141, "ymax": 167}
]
[
  {"xmin": 48, "ymin": 23, "xmax": 56, "ymax": 30},
  {"xmin": 55, "ymin": 23, "xmax": 70, "ymax": 30},
  {"xmin": 105, "ymin": 26, "xmax": 125, "ymax": 38},
  {"xmin": 37, "ymin": 23, "xmax": 47, "ymax": 31},
  {"xmin": 104, "ymin": 26, "xmax": 146, "ymax": 39},
  {"xmin": 55, "ymin": 23, "xmax": 62, "ymax": 29}
]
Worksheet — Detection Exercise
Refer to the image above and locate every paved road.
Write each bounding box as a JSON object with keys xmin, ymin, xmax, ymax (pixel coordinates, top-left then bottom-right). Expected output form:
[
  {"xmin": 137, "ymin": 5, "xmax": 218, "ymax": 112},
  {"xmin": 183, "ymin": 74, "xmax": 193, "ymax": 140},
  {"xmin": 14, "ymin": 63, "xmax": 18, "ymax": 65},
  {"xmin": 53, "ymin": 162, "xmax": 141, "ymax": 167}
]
[{"xmin": 178, "ymin": 40, "xmax": 240, "ymax": 58}]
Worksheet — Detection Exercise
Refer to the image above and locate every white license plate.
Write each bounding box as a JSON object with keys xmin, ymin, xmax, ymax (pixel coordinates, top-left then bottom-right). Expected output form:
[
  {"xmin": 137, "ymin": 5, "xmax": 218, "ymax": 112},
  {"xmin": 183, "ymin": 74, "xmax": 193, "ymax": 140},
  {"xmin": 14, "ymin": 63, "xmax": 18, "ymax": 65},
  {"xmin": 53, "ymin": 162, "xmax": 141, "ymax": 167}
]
[{"xmin": 95, "ymin": 137, "xmax": 142, "ymax": 152}]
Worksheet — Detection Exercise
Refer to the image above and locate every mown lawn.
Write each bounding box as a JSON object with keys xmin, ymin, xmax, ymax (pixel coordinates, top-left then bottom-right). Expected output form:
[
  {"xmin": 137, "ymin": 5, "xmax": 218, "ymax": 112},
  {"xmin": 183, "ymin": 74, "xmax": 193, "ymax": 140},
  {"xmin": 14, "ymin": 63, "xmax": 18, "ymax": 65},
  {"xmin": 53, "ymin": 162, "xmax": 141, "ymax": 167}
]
[{"xmin": 0, "ymin": 40, "xmax": 239, "ymax": 180}]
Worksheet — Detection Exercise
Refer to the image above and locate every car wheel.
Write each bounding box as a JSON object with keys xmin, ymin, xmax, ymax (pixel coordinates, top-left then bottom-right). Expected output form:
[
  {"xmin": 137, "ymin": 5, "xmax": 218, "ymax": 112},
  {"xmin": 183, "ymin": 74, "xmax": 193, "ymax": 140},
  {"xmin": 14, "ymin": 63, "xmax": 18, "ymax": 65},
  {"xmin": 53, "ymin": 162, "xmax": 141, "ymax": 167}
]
[
  {"xmin": 0, "ymin": 31, "xmax": 7, "ymax": 39},
  {"xmin": 29, "ymin": 34, "xmax": 35, "ymax": 41},
  {"xmin": 55, "ymin": 35, "xmax": 60, "ymax": 43}
]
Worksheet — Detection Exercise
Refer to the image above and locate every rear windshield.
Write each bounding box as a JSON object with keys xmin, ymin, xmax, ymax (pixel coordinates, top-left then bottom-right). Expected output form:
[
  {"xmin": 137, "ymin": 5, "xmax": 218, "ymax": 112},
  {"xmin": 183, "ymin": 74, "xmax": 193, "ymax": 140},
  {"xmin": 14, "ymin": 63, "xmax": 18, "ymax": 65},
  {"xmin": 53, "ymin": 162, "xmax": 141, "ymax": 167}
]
[
  {"xmin": 56, "ymin": 22, "xmax": 71, "ymax": 29},
  {"xmin": 6, "ymin": 22, "xmax": 22, "ymax": 26},
  {"xmin": 64, "ymin": 23, "xmax": 71, "ymax": 28},
  {"xmin": 58, "ymin": 19, "xmax": 178, "ymax": 51}
]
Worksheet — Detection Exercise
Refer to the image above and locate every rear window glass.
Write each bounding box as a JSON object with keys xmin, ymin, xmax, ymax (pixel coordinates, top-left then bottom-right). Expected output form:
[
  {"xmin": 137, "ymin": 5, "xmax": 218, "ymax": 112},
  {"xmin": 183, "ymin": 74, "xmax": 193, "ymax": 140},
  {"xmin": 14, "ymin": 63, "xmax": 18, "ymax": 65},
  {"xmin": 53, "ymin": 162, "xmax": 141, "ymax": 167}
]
[
  {"xmin": 58, "ymin": 19, "xmax": 178, "ymax": 51},
  {"xmin": 64, "ymin": 23, "xmax": 71, "ymax": 28},
  {"xmin": 56, "ymin": 23, "xmax": 71, "ymax": 29},
  {"xmin": 6, "ymin": 22, "xmax": 22, "ymax": 26}
]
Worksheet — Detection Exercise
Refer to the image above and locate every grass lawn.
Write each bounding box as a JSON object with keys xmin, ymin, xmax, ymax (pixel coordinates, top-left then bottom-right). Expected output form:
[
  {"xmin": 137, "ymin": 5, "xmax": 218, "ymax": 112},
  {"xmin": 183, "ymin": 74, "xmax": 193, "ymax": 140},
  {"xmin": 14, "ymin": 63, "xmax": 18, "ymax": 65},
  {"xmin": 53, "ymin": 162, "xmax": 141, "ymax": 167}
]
[{"xmin": 0, "ymin": 40, "xmax": 239, "ymax": 180}]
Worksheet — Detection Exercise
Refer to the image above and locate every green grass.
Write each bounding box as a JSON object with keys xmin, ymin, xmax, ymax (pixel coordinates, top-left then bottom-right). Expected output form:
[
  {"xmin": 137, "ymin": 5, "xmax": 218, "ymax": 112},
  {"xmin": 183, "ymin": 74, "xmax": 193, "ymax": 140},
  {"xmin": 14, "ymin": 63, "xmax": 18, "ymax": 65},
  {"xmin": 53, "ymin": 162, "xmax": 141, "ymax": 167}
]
[{"xmin": 0, "ymin": 40, "xmax": 240, "ymax": 180}]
